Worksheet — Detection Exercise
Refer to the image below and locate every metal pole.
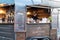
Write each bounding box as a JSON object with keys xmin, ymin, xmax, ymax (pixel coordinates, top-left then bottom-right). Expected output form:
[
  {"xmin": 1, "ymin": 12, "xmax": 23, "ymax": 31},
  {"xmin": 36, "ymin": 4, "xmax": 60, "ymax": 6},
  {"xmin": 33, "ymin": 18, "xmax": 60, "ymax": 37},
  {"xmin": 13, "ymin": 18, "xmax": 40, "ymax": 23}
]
[{"xmin": 31, "ymin": 0, "xmax": 34, "ymax": 5}]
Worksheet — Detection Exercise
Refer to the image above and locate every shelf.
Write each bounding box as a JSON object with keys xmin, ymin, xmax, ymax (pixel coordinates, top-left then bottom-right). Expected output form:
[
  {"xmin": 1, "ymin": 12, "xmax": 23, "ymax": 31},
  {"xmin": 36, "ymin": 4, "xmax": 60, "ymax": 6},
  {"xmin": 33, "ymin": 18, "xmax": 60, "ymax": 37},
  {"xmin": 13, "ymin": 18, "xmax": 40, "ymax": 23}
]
[{"xmin": 26, "ymin": 23, "xmax": 51, "ymax": 25}]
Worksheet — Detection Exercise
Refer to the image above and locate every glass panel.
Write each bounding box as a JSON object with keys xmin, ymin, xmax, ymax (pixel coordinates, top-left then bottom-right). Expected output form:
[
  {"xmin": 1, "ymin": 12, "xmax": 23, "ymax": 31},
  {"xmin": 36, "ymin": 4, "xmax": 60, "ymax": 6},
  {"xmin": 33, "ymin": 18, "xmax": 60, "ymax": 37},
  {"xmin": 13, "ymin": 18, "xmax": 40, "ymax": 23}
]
[{"xmin": 51, "ymin": 8, "xmax": 58, "ymax": 29}]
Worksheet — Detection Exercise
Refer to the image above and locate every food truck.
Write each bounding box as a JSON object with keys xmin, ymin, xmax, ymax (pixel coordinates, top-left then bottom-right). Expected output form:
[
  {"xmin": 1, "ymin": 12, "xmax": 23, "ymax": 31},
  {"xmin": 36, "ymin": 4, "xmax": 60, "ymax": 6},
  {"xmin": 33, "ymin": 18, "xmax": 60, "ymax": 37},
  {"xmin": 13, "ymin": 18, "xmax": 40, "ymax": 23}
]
[
  {"xmin": 0, "ymin": 0, "xmax": 60, "ymax": 40},
  {"xmin": 14, "ymin": 0, "xmax": 60, "ymax": 40}
]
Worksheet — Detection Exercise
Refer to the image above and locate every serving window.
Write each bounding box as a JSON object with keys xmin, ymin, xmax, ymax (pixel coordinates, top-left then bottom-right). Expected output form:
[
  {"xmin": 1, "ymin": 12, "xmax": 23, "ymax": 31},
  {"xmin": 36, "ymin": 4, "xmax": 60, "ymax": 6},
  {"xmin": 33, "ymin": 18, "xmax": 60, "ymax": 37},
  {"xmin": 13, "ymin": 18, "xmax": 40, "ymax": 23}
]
[
  {"xmin": 0, "ymin": 4, "xmax": 14, "ymax": 23},
  {"xmin": 26, "ymin": 6, "xmax": 51, "ymax": 23}
]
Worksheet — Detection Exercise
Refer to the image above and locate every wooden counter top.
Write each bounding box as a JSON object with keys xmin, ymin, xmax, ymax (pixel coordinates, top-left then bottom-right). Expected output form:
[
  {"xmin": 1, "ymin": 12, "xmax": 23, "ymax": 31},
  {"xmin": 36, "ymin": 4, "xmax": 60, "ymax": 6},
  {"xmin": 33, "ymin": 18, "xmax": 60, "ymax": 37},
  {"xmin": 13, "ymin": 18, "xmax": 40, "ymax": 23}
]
[{"xmin": 0, "ymin": 23, "xmax": 14, "ymax": 25}]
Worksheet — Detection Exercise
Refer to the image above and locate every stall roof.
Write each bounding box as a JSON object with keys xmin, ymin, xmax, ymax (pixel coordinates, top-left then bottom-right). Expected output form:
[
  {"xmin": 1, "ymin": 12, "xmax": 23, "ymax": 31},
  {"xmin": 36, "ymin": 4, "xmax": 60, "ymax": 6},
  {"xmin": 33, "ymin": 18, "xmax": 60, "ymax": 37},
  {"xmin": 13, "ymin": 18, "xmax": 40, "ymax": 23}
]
[
  {"xmin": 26, "ymin": 5, "xmax": 51, "ymax": 9},
  {"xmin": 0, "ymin": 4, "xmax": 15, "ymax": 8},
  {"xmin": 15, "ymin": 0, "xmax": 60, "ymax": 8}
]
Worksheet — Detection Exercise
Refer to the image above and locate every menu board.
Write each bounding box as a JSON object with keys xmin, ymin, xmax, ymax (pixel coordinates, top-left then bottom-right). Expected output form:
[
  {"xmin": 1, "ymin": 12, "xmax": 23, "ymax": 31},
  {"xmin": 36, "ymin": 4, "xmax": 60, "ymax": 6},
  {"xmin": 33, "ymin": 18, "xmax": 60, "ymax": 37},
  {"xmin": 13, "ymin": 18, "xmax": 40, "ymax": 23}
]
[{"xmin": 14, "ymin": 13, "xmax": 25, "ymax": 32}]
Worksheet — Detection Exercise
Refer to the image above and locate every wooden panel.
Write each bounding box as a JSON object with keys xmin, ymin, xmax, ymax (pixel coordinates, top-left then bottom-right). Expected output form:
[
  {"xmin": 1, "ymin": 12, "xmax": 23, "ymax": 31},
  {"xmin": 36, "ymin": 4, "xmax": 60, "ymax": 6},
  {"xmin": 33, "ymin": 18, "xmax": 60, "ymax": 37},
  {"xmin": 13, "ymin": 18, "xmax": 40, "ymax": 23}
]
[
  {"xmin": 26, "ymin": 24, "xmax": 50, "ymax": 37},
  {"xmin": 16, "ymin": 32, "xmax": 26, "ymax": 40},
  {"xmin": 0, "ymin": 24, "xmax": 15, "ymax": 40},
  {"xmin": 50, "ymin": 29, "xmax": 57, "ymax": 40}
]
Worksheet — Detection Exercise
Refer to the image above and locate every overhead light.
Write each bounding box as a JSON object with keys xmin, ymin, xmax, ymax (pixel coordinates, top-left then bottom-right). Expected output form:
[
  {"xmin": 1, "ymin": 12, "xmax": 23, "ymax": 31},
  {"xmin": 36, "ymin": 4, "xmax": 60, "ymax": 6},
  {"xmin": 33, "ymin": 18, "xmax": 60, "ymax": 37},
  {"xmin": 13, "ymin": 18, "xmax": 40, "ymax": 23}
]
[
  {"xmin": 0, "ymin": 9, "xmax": 6, "ymax": 14},
  {"xmin": 0, "ymin": 4, "xmax": 5, "ymax": 7},
  {"xmin": 27, "ymin": 12, "xmax": 31, "ymax": 15},
  {"xmin": 0, "ymin": 4, "xmax": 8, "ymax": 7}
]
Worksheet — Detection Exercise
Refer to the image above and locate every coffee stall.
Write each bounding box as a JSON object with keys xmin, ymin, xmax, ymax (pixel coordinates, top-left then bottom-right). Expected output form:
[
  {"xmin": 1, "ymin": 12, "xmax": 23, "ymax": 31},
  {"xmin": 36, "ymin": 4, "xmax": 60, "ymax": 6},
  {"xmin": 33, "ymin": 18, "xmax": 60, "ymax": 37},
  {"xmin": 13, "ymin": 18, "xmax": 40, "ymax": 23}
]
[
  {"xmin": 26, "ymin": 5, "xmax": 51, "ymax": 40},
  {"xmin": 14, "ymin": 4, "xmax": 57, "ymax": 40},
  {"xmin": 0, "ymin": 4, "xmax": 15, "ymax": 40}
]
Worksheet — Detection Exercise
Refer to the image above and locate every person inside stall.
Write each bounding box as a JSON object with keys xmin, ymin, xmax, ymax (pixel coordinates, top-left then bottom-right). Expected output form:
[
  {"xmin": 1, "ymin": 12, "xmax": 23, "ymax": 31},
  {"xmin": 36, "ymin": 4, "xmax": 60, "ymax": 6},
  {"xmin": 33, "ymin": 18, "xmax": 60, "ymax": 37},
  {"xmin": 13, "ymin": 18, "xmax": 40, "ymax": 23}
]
[
  {"xmin": 8, "ymin": 13, "xmax": 14, "ymax": 23},
  {"xmin": 32, "ymin": 13, "xmax": 38, "ymax": 23},
  {"xmin": 2, "ymin": 15, "xmax": 5, "ymax": 23}
]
